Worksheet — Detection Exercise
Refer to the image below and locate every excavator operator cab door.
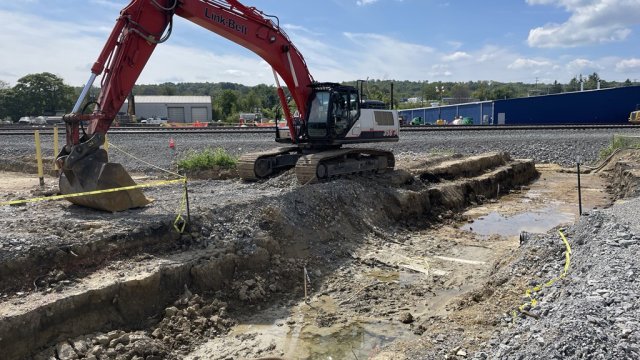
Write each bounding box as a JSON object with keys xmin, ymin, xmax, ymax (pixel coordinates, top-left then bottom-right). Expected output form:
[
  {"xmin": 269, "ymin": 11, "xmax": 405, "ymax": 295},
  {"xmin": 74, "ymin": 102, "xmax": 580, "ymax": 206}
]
[{"xmin": 306, "ymin": 86, "xmax": 360, "ymax": 141}]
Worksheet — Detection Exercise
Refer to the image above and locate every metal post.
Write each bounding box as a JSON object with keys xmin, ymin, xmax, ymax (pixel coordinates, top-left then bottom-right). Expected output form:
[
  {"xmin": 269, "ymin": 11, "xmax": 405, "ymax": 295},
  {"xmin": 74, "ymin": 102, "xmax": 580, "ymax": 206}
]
[
  {"xmin": 577, "ymin": 161, "xmax": 582, "ymax": 216},
  {"xmin": 303, "ymin": 267, "xmax": 308, "ymax": 302},
  {"xmin": 34, "ymin": 130, "xmax": 44, "ymax": 187},
  {"xmin": 184, "ymin": 178, "xmax": 191, "ymax": 225},
  {"xmin": 491, "ymin": 101, "xmax": 495, "ymax": 125},
  {"xmin": 53, "ymin": 125, "xmax": 59, "ymax": 172}
]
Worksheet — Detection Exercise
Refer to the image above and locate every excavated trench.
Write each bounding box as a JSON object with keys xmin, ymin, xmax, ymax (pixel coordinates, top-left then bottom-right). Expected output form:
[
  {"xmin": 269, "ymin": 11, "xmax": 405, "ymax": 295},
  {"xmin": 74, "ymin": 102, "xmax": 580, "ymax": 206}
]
[{"xmin": 2, "ymin": 152, "xmax": 543, "ymax": 359}]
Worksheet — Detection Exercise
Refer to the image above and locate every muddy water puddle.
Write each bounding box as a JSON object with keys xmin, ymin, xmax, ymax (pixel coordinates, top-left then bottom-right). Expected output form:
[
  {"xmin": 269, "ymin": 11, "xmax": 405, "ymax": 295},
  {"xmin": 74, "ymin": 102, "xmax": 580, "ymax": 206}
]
[
  {"xmin": 461, "ymin": 166, "xmax": 610, "ymax": 238},
  {"xmin": 188, "ymin": 295, "xmax": 417, "ymax": 360},
  {"xmin": 460, "ymin": 205, "xmax": 574, "ymax": 237}
]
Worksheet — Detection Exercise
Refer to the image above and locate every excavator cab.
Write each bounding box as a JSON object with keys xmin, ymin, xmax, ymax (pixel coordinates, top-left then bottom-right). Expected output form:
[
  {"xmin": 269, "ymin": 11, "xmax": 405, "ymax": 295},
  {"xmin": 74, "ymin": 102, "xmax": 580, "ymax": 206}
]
[{"xmin": 305, "ymin": 83, "xmax": 360, "ymax": 141}]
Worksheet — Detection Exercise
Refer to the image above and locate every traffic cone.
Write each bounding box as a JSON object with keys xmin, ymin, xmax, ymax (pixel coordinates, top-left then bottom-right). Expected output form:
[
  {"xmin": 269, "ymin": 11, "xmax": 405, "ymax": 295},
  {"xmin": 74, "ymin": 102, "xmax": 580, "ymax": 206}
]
[{"xmin": 169, "ymin": 137, "xmax": 175, "ymax": 149}]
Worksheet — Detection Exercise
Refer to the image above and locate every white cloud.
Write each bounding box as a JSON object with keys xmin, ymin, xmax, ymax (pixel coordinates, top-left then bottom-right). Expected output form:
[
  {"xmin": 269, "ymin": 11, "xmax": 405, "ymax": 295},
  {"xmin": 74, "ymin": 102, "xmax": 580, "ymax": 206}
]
[
  {"xmin": 283, "ymin": 24, "xmax": 323, "ymax": 36},
  {"xmin": 338, "ymin": 32, "xmax": 435, "ymax": 79},
  {"xmin": 356, "ymin": 0, "xmax": 378, "ymax": 6},
  {"xmin": 526, "ymin": 0, "xmax": 640, "ymax": 48},
  {"xmin": 616, "ymin": 58, "xmax": 640, "ymax": 72},
  {"xmin": 0, "ymin": 9, "xmax": 275, "ymax": 86},
  {"xmin": 566, "ymin": 58, "xmax": 602, "ymax": 71},
  {"xmin": 3, "ymin": 4, "xmax": 638, "ymax": 89},
  {"xmin": 508, "ymin": 58, "xmax": 553, "ymax": 69},
  {"xmin": 442, "ymin": 51, "xmax": 471, "ymax": 61}
]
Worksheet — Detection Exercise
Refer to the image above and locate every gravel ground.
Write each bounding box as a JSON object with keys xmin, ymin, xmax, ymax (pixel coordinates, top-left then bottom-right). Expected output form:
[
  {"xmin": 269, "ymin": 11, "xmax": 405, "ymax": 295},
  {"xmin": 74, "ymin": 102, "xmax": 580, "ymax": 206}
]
[
  {"xmin": 2, "ymin": 128, "xmax": 640, "ymax": 359},
  {"xmin": 466, "ymin": 197, "xmax": 640, "ymax": 360},
  {"xmin": 2, "ymin": 128, "xmax": 639, "ymax": 174}
]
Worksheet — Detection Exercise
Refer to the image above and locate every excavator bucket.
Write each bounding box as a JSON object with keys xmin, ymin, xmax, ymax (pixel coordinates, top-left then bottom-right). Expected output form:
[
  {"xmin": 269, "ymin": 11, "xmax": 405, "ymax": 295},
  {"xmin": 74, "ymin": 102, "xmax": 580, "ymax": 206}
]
[{"xmin": 59, "ymin": 149, "xmax": 150, "ymax": 212}]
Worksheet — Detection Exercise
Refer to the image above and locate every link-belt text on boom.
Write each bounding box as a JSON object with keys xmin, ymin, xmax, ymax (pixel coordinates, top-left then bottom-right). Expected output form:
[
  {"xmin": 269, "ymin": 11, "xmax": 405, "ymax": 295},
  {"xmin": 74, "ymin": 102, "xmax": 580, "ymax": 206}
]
[{"xmin": 204, "ymin": 8, "xmax": 248, "ymax": 35}]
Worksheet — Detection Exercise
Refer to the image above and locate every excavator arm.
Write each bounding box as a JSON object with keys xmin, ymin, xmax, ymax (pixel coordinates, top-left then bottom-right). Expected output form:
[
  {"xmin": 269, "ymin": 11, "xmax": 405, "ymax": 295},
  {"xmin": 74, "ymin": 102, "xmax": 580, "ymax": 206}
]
[{"xmin": 58, "ymin": 0, "xmax": 315, "ymax": 211}]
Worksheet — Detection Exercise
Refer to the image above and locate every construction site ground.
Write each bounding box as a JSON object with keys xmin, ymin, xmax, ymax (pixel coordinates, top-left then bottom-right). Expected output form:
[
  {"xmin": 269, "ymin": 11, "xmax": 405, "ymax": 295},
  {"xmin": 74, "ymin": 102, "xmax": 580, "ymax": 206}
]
[{"xmin": 1, "ymin": 148, "xmax": 639, "ymax": 360}]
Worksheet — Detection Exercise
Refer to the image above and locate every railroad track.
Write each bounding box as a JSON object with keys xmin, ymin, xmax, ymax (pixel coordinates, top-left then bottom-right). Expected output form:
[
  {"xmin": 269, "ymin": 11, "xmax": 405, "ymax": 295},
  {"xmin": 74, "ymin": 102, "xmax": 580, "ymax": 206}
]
[
  {"xmin": 0, "ymin": 124, "xmax": 637, "ymax": 136},
  {"xmin": 0, "ymin": 126, "xmax": 278, "ymax": 136}
]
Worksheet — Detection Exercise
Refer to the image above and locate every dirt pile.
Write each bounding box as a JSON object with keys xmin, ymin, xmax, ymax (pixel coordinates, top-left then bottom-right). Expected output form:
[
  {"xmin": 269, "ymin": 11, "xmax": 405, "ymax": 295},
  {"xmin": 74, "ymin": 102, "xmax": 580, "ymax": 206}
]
[
  {"xmin": 32, "ymin": 292, "xmax": 234, "ymax": 360},
  {"xmin": 0, "ymin": 155, "xmax": 57, "ymax": 176}
]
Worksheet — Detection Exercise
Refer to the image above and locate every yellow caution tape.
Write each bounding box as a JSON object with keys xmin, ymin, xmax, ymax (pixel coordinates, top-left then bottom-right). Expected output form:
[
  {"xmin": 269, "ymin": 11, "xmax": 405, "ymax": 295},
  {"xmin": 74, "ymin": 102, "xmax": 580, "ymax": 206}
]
[
  {"xmin": 106, "ymin": 139, "xmax": 190, "ymax": 233},
  {"xmin": 513, "ymin": 230, "xmax": 572, "ymax": 319},
  {"xmin": 0, "ymin": 178, "xmax": 186, "ymax": 207},
  {"xmin": 1, "ymin": 139, "xmax": 191, "ymax": 234}
]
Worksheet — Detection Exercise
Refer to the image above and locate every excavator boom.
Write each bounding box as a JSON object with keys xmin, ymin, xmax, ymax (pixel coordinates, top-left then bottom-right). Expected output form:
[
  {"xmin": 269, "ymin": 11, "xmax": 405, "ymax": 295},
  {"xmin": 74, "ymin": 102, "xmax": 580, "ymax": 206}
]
[
  {"xmin": 58, "ymin": 0, "xmax": 316, "ymax": 211},
  {"xmin": 58, "ymin": 0, "xmax": 399, "ymax": 212}
]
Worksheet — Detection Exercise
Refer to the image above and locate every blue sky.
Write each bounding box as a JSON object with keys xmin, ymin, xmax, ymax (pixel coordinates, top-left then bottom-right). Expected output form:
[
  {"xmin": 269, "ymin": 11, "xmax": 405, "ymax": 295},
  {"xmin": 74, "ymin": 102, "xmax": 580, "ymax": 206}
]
[{"xmin": 1, "ymin": 0, "xmax": 639, "ymax": 86}]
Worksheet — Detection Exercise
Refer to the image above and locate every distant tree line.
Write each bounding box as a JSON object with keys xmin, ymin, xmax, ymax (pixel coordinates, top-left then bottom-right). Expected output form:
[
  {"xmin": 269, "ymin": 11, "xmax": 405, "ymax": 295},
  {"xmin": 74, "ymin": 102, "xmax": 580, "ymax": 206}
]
[
  {"xmin": 0, "ymin": 73, "xmax": 75, "ymax": 121},
  {"xmin": 0, "ymin": 72, "xmax": 637, "ymax": 122}
]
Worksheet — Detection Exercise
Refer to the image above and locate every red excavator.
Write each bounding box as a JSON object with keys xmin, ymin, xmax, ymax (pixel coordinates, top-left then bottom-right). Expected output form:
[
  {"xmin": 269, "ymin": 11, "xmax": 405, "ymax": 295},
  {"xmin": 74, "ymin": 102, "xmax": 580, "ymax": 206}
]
[{"xmin": 57, "ymin": 0, "xmax": 399, "ymax": 212}]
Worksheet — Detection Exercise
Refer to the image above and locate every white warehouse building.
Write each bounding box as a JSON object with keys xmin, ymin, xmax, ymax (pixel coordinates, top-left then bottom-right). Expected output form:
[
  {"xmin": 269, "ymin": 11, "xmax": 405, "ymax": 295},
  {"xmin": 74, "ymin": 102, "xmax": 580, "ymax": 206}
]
[{"xmin": 120, "ymin": 95, "xmax": 212, "ymax": 123}]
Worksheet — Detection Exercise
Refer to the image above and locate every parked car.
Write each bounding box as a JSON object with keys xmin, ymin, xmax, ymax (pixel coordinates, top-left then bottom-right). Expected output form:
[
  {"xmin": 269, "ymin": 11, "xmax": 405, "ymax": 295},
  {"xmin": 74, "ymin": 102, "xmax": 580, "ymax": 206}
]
[
  {"xmin": 32, "ymin": 116, "xmax": 47, "ymax": 125},
  {"xmin": 141, "ymin": 117, "xmax": 167, "ymax": 125}
]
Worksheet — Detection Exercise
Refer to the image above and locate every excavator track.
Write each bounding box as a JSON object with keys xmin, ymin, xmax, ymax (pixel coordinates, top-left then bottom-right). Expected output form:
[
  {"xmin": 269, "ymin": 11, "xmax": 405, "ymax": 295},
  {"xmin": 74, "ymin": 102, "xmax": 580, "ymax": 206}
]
[
  {"xmin": 237, "ymin": 147, "xmax": 301, "ymax": 181},
  {"xmin": 295, "ymin": 148, "xmax": 395, "ymax": 184}
]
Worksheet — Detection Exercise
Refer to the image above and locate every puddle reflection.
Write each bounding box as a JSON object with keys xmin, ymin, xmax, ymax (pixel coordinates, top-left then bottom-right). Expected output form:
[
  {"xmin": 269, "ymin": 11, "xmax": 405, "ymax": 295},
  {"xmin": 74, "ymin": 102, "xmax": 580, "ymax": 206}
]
[{"xmin": 461, "ymin": 206, "xmax": 574, "ymax": 237}]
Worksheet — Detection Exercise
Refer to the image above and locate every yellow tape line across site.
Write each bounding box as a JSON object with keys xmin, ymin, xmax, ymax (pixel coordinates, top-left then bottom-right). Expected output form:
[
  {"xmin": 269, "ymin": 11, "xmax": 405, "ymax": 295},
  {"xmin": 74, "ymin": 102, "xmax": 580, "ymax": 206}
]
[
  {"xmin": 513, "ymin": 230, "xmax": 572, "ymax": 319},
  {"xmin": 0, "ymin": 178, "xmax": 189, "ymax": 233},
  {"xmin": 103, "ymin": 141, "xmax": 190, "ymax": 233},
  {"xmin": 0, "ymin": 178, "xmax": 185, "ymax": 207}
]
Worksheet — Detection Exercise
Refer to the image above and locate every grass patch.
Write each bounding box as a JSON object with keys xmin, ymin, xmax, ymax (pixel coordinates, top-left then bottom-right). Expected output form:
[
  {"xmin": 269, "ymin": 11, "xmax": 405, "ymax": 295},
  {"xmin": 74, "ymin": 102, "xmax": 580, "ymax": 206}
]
[
  {"xmin": 178, "ymin": 147, "xmax": 237, "ymax": 171},
  {"xmin": 600, "ymin": 135, "xmax": 640, "ymax": 159}
]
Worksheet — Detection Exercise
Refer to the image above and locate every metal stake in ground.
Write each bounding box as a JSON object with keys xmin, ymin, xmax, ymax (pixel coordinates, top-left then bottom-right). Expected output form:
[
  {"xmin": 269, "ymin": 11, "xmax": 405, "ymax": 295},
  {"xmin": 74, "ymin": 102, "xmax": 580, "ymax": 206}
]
[
  {"xmin": 181, "ymin": 177, "xmax": 191, "ymax": 227},
  {"xmin": 53, "ymin": 125, "xmax": 59, "ymax": 174},
  {"xmin": 576, "ymin": 156, "xmax": 582, "ymax": 215}
]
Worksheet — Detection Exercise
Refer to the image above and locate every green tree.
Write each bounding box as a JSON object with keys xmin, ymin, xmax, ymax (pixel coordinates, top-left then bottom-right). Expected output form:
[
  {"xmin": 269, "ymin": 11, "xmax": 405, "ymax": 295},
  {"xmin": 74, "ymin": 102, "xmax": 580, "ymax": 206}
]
[
  {"xmin": 11, "ymin": 72, "xmax": 74, "ymax": 118},
  {"xmin": 549, "ymin": 80, "xmax": 563, "ymax": 94},
  {"xmin": 215, "ymin": 89, "xmax": 239, "ymax": 120},
  {"xmin": 566, "ymin": 76, "xmax": 581, "ymax": 92},
  {"xmin": 240, "ymin": 89, "xmax": 262, "ymax": 113},
  {"xmin": 158, "ymin": 83, "xmax": 176, "ymax": 95},
  {"xmin": 252, "ymin": 84, "xmax": 278, "ymax": 109},
  {"xmin": 624, "ymin": 79, "xmax": 633, "ymax": 87},
  {"xmin": 584, "ymin": 72, "xmax": 601, "ymax": 90},
  {"xmin": 451, "ymin": 83, "xmax": 471, "ymax": 103},
  {"xmin": 491, "ymin": 84, "xmax": 516, "ymax": 99},
  {"xmin": 422, "ymin": 83, "xmax": 437, "ymax": 103},
  {"xmin": 472, "ymin": 82, "xmax": 492, "ymax": 101}
]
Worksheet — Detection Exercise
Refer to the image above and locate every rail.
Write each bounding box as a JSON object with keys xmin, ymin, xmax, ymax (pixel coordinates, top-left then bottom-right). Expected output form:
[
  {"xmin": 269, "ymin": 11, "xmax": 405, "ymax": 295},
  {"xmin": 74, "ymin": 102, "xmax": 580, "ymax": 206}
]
[{"xmin": 0, "ymin": 123, "xmax": 638, "ymax": 136}]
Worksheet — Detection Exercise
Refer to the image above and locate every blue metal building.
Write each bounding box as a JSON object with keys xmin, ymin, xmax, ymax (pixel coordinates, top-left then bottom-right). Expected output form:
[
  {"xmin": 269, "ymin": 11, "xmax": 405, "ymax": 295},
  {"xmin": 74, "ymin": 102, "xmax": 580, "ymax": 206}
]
[
  {"xmin": 399, "ymin": 85, "xmax": 640, "ymax": 125},
  {"xmin": 399, "ymin": 101, "xmax": 492, "ymax": 125}
]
